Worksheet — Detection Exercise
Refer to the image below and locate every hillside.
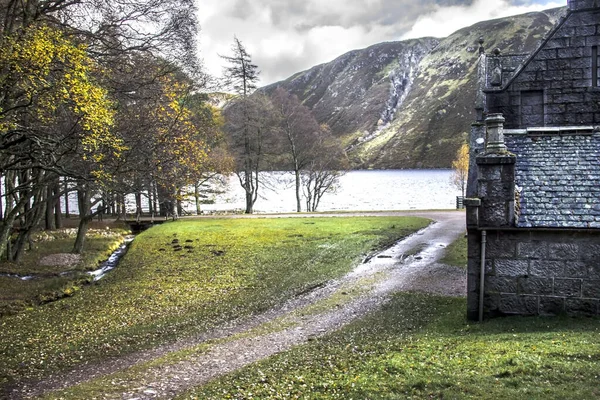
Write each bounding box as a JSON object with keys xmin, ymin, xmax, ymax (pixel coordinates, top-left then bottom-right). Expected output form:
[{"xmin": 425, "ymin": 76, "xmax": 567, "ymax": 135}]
[{"xmin": 263, "ymin": 7, "xmax": 565, "ymax": 168}]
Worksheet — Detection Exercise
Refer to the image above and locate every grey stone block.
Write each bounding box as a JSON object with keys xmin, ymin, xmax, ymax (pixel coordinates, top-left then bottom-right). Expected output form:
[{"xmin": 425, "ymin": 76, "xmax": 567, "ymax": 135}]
[
  {"xmin": 549, "ymin": 243, "xmax": 579, "ymax": 260},
  {"xmin": 564, "ymin": 261, "xmax": 588, "ymax": 278},
  {"xmin": 539, "ymin": 296, "xmax": 565, "ymax": 316},
  {"xmin": 545, "ymin": 38, "xmax": 570, "ymax": 49},
  {"xmin": 582, "ymin": 280, "xmax": 600, "ymax": 298},
  {"xmin": 500, "ymin": 294, "xmax": 539, "ymax": 315},
  {"xmin": 565, "ymin": 298, "xmax": 599, "ymax": 316},
  {"xmin": 554, "ymin": 278, "xmax": 582, "ymax": 297},
  {"xmin": 536, "ymin": 49, "xmax": 557, "ymax": 60},
  {"xmin": 517, "ymin": 241, "xmax": 548, "ymax": 259},
  {"xmin": 486, "ymin": 276, "xmax": 518, "ymax": 294},
  {"xmin": 518, "ymin": 276, "xmax": 553, "ymax": 295},
  {"xmin": 576, "ymin": 25, "xmax": 597, "ymax": 36},
  {"xmin": 495, "ymin": 259, "xmax": 528, "ymax": 276},
  {"xmin": 530, "ymin": 260, "xmax": 564, "ymax": 277},
  {"xmin": 580, "ymin": 244, "xmax": 600, "ymax": 263},
  {"xmin": 586, "ymin": 36, "xmax": 600, "ymax": 47}
]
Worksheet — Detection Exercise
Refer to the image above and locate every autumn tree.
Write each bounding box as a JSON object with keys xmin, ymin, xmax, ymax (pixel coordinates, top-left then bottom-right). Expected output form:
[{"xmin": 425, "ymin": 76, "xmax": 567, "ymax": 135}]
[
  {"xmin": 181, "ymin": 93, "xmax": 232, "ymax": 215},
  {"xmin": 0, "ymin": 25, "xmax": 120, "ymax": 259},
  {"xmin": 271, "ymin": 87, "xmax": 322, "ymax": 212},
  {"xmin": 451, "ymin": 143, "xmax": 469, "ymax": 198},
  {"xmin": 221, "ymin": 37, "xmax": 272, "ymax": 214}
]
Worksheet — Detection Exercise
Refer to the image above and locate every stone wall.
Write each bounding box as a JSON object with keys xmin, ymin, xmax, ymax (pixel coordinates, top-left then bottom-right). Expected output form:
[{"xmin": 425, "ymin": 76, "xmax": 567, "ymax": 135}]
[
  {"xmin": 467, "ymin": 229, "xmax": 600, "ymax": 318},
  {"xmin": 485, "ymin": 5, "xmax": 600, "ymax": 128}
]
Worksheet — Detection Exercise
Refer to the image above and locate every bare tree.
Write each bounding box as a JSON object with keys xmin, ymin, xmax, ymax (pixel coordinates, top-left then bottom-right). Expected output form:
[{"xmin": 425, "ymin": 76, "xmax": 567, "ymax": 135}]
[
  {"xmin": 271, "ymin": 87, "xmax": 322, "ymax": 212},
  {"xmin": 221, "ymin": 37, "xmax": 275, "ymax": 214},
  {"xmin": 302, "ymin": 126, "xmax": 348, "ymax": 212}
]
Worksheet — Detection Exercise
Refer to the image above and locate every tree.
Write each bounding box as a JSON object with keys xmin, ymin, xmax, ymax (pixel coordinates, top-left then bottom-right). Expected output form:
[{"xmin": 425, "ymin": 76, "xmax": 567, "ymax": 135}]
[
  {"xmin": 451, "ymin": 143, "xmax": 469, "ymax": 198},
  {"xmin": 0, "ymin": 0, "xmax": 203, "ymax": 257},
  {"xmin": 220, "ymin": 36, "xmax": 259, "ymax": 97},
  {"xmin": 301, "ymin": 126, "xmax": 348, "ymax": 212},
  {"xmin": 221, "ymin": 37, "xmax": 271, "ymax": 214},
  {"xmin": 271, "ymin": 87, "xmax": 322, "ymax": 212},
  {"xmin": 0, "ymin": 25, "xmax": 120, "ymax": 259}
]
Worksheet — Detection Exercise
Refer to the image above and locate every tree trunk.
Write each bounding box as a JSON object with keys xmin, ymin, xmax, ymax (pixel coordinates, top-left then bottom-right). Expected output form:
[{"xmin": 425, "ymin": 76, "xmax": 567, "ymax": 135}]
[
  {"xmin": 194, "ymin": 183, "xmax": 201, "ymax": 215},
  {"xmin": 295, "ymin": 169, "xmax": 301, "ymax": 212},
  {"xmin": 244, "ymin": 169, "xmax": 253, "ymax": 214},
  {"xmin": 54, "ymin": 192, "xmax": 62, "ymax": 229},
  {"xmin": 13, "ymin": 190, "xmax": 44, "ymax": 262},
  {"xmin": 0, "ymin": 174, "xmax": 3, "ymax": 221},
  {"xmin": 176, "ymin": 189, "xmax": 183, "ymax": 217},
  {"xmin": 64, "ymin": 177, "xmax": 70, "ymax": 218},
  {"xmin": 73, "ymin": 215, "xmax": 91, "ymax": 254},
  {"xmin": 148, "ymin": 188, "xmax": 154, "ymax": 217},
  {"xmin": 45, "ymin": 183, "xmax": 56, "ymax": 230},
  {"xmin": 135, "ymin": 192, "xmax": 142, "ymax": 222},
  {"xmin": 73, "ymin": 187, "xmax": 91, "ymax": 254}
]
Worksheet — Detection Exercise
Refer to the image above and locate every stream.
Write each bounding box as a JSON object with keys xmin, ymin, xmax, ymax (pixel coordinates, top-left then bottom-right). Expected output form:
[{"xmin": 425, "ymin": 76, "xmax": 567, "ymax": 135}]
[
  {"xmin": 0, "ymin": 236, "xmax": 135, "ymax": 282},
  {"xmin": 88, "ymin": 235, "xmax": 135, "ymax": 281}
]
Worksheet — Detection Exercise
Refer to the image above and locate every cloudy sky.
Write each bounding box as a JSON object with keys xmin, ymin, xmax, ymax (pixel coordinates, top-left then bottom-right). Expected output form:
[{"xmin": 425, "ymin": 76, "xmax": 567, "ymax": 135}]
[{"xmin": 197, "ymin": 0, "xmax": 564, "ymax": 87}]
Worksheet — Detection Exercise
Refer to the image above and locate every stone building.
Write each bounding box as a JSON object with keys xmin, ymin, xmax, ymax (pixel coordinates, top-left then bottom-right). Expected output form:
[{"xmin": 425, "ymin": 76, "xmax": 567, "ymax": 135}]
[{"xmin": 465, "ymin": 0, "xmax": 600, "ymax": 320}]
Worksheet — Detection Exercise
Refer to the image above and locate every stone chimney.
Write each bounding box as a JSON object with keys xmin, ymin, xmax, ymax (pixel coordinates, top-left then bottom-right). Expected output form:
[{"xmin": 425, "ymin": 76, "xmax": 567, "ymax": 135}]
[
  {"xmin": 568, "ymin": 0, "xmax": 600, "ymax": 10},
  {"xmin": 475, "ymin": 114, "xmax": 516, "ymax": 227}
]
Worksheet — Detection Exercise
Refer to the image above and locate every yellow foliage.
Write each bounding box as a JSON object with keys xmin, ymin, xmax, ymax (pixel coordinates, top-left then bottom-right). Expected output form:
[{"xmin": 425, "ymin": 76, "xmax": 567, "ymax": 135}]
[
  {"xmin": 0, "ymin": 25, "xmax": 123, "ymax": 178},
  {"xmin": 451, "ymin": 143, "xmax": 469, "ymax": 197}
]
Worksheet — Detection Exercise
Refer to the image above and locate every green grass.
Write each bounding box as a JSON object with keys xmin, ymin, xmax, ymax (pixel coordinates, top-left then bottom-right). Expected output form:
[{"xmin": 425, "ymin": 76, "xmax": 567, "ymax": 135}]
[
  {"xmin": 0, "ymin": 228, "xmax": 128, "ymax": 316},
  {"xmin": 181, "ymin": 293, "xmax": 600, "ymax": 400},
  {"xmin": 440, "ymin": 232, "xmax": 467, "ymax": 268},
  {"xmin": 0, "ymin": 216, "xmax": 428, "ymax": 392}
]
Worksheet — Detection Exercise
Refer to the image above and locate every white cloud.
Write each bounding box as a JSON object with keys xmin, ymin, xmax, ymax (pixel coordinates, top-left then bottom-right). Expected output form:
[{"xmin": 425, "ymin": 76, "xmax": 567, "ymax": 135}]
[
  {"xmin": 401, "ymin": 0, "xmax": 565, "ymax": 39},
  {"xmin": 197, "ymin": 0, "xmax": 567, "ymax": 87}
]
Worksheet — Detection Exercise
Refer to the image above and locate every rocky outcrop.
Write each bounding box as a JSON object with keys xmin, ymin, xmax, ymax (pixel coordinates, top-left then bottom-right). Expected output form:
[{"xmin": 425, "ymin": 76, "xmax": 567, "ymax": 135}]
[
  {"xmin": 263, "ymin": 38, "xmax": 438, "ymax": 144},
  {"xmin": 262, "ymin": 7, "xmax": 565, "ymax": 169}
]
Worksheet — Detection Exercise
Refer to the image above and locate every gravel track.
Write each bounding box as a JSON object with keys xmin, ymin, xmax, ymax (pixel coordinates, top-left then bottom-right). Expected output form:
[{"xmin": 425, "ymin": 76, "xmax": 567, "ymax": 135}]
[{"xmin": 14, "ymin": 211, "xmax": 466, "ymax": 399}]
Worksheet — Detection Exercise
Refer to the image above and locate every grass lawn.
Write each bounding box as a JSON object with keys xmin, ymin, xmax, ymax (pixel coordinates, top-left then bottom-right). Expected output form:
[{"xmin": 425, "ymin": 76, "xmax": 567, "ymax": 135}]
[
  {"xmin": 440, "ymin": 232, "xmax": 467, "ymax": 268},
  {"xmin": 181, "ymin": 293, "xmax": 600, "ymax": 400},
  {"xmin": 0, "ymin": 216, "xmax": 429, "ymax": 392},
  {"xmin": 177, "ymin": 233, "xmax": 600, "ymax": 400}
]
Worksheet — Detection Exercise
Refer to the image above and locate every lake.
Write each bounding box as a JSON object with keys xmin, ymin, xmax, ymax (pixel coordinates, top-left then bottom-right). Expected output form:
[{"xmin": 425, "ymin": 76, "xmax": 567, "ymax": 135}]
[
  {"xmin": 196, "ymin": 169, "xmax": 458, "ymax": 213},
  {"xmin": 59, "ymin": 169, "xmax": 459, "ymax": 215}
]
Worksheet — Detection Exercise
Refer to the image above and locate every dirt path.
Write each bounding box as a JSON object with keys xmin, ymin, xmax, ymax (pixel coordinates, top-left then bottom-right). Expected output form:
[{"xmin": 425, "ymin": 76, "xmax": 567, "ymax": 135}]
[{"xmin": 15, "ymin": 211, "xmax": 466, "ymax": 399}]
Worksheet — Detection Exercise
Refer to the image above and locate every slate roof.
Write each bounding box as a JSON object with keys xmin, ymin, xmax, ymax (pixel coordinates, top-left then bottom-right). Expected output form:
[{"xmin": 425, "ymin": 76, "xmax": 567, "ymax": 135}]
[{"xmin": 505, "ymin": 131, "xmax": 600, "ymax": 228}]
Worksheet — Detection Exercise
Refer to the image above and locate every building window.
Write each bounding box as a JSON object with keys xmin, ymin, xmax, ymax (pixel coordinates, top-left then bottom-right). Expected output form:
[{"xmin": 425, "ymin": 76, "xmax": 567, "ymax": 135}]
[{"xmin": 593, "ymin": 46, "xmax": 598, "ymax": 88}]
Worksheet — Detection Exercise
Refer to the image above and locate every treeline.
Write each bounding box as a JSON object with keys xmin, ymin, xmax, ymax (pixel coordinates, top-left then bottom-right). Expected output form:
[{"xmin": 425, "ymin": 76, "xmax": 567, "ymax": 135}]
[
  {"xmin": 0, "ymin": 4, "xmax": 347, "ymax": 262},
  {"xmin": 0, "ymin": 0, "xmax": 228, "ymax": 260}
]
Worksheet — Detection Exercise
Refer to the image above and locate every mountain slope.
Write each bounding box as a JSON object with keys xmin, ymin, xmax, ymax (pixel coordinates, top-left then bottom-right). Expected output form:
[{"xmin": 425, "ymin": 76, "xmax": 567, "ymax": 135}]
[
  {"xmin": 263, "ymin": 7, "xmax": 565, "ymax": 169},
  {"xmin": 264, "ymin": 38, "xmax": 439, "ymax": 143}
]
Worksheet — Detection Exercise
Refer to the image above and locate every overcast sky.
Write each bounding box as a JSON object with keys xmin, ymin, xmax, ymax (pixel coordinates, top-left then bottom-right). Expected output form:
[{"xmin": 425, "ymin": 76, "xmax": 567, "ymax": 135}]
[{"xmin": 197, "ymin": 0, "xmax": 564, "ymax": 87}]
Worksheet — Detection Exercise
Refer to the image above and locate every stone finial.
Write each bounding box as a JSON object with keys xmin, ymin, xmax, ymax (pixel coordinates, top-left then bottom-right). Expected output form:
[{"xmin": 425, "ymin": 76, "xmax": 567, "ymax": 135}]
[
  {"xmin": 478, "ymin": 37, "xmax": 485, "ymax": 55},
  {"xmin": 485, "ymin": 113, "xmax": 507, "ymax": 153}
]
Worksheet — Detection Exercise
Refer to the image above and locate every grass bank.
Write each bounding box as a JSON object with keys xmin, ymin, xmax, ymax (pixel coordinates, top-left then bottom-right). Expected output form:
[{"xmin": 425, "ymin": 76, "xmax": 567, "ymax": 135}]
[
  {"xmin": 0, "ymin": 216, "xmax": 429, "ymax": 392},
  {"xmin": 182, "ymin": 293, "xmax": 600, "ymax": 399},
  {"xmin": 440, "ymin": 232, "xmax": 467, "ymax": 268},
  {"xmin": 0, "ymin": 226, "xmax": 128, "ymax": 316}
]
